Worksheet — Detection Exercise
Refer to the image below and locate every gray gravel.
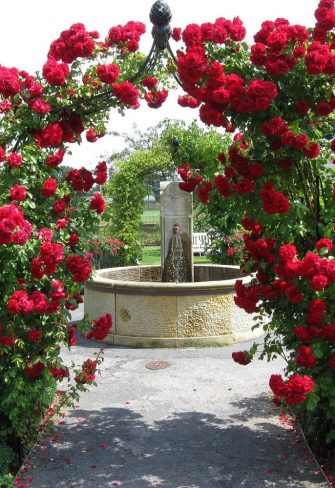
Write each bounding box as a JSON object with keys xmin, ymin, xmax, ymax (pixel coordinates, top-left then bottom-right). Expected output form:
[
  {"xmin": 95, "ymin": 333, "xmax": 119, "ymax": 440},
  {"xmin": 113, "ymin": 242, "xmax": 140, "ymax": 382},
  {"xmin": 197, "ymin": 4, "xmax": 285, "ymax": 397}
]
[{"xmin": 21, "ymin": 309, "xmax": 329, "ymax": 488}]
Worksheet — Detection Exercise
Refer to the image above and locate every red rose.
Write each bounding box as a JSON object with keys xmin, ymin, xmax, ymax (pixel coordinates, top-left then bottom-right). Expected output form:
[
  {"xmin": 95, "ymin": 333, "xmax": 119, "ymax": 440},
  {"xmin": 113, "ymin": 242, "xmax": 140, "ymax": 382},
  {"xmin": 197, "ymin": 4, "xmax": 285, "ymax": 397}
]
[
  {"xmin": 316, "ymin": 238, "xmax": 333, "ymax": 252},
  {"xmin": 43, "ymin": 59, "xmax": 69, "ymax": 86},
  {"xmin": 182, "ymin": 23, "xmax": 203, "ymax": 47},
  {"xmin": 96, "ymin": 63, "xmax": 120, "ymax": 84},
  {"xmin": 197, "ymin": 182, "xmax": 212, "ymax": 205},
  {"xmin": 7, "ymin": 290, "xmax": 34, "ymax": 315},
  {"xmin": 310, "ymin": 274, "xmax": 329, "ymax": 290},
  {"xmin": 278, "ymin": 244, "xmax": 297, "ymax": 264},
  {"xmin": 260, "ymin": 182, "xmax": 290, "ymax": 214},
  {"xmin": 41, "ymin": 178, "xmax": 58, "ymax": 198},
  {"xmin": 68, "ymin": 233, "xmax": 80, "ymax": 246},
  {"xmin": 112, "ymin": 81, "xmax": 140, "ymax": 108},
  {"xmin": 295, "ymin": 100, "xmax": 310, "ymax": 116},
  {"xmin": 7, "ymin": 153, "xmax": 23, "ymax": 168},
  {"xmin": 86, "ymin": 313, "xmax": 112, "ymax": 340},
  {"xmin": 232, "ymin": 351, "xmax": 251, "ymax": 365},
  {"xmin": 293, "ymin": 325, "xmax": 311, "ymax": 342},
  {"xmin": 295, "ymin": 346, "xmax": 317, "ymax": 368},
  {"xmin": 144, "ymin": 89, "xmax": 168, "ymax": 109},
  {"xmin": 49, "ymin": 367, "xmax": 69, "ymax": 379},
  {"xmin": 303, "ymin": 142, "xmax": 320, "ymax": 159},
  {"xmin": 172, "ymin": 27, "xmax": 182, "ymax": 42},
  {"xmin": 178, "ymin": 95, "xmax": 200, "ymax": 108},
  {"xmin": 282, "ymin": 374, "xmax": 314, "ymax": 405},
  {"xmin": 46, "ymin": 149, "xmax": 65, "ymax": 167},
  {"xmin": 0, "ymin": 66, "xmax": 22, "ymax": 97},
  {"xmin": 269, "ymin": 374, "xmax": 285, "ymax": 396},
  {"xmin": 27, "ymin": 329, "xmax": 42, "ymax": 343},
  {"xmin": 177, "ymin": 47, "xmax": 208, "ymax": 84},
  {"xmin": 10, "ymin": 184, "xmax": 27, "ymax": 201},
  {"xmin": 52, "ymin": 198, "xmax": 67, "ymax": 214},
  {"xmin": 35, "ymin": 123, "xmax": 63, "ymax": 148},
  {"xmin": 199, "ymin": 103, "xmax": 226, "ymax": 127},
  {"xmin": 90, "ymin": 193, "xmax": 106, "ymax": 214},
  {"xmin": 66, "ymin": 254, "xmax": 92, "ymax": 282},
  {"xmin": 25, "ymin": 361, "xmax": 45, "ymax": 379},
  {"xmin": 141, "ymin": 77, "xmax": 158, "ymax": 89},
  {"xmin": 29, "ymin": 98, "xmax": 51, "ymax": 114}
]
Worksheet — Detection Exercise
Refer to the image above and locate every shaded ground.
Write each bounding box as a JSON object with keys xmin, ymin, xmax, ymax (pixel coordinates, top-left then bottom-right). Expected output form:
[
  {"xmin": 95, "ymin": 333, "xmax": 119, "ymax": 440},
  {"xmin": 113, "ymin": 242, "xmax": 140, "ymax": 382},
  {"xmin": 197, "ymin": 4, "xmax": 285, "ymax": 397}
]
[{"xmin": 23, "ymin": 329, "xmax": 329, "ymax": 488}]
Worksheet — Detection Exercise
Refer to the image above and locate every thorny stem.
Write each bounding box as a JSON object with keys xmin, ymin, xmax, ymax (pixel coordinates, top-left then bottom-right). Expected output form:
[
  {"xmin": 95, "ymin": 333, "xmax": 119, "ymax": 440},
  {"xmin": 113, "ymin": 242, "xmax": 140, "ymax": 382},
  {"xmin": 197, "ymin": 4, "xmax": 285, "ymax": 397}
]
[{"xmin": 295, "ymin": 161, "xmax": 316, "ymax": 223}]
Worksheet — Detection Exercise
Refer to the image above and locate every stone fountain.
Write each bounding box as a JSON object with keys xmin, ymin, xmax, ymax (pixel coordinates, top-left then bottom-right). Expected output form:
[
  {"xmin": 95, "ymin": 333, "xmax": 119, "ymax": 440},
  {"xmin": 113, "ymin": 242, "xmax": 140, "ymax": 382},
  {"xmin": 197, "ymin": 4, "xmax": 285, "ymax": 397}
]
[{"xmin": 84, "ymin": 182, "xmax": 263, "ymax": 347}]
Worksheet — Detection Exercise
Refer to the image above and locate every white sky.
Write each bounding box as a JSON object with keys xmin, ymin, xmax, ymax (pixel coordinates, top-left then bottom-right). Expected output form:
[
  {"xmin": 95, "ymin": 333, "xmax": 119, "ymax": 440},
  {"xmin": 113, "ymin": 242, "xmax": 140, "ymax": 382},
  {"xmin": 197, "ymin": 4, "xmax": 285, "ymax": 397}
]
[{"xmin": 0, "ymin": 0, "xmax": 317, "ymax": 168}]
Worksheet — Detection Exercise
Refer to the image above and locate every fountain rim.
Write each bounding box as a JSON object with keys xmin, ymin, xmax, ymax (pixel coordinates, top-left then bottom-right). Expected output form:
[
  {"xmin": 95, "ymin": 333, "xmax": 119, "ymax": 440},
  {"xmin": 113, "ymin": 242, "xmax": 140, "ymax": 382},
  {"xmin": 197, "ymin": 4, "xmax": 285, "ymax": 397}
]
[{"xmin": 86, "ymin": 264, "xmax": 252, "ymax": 293}]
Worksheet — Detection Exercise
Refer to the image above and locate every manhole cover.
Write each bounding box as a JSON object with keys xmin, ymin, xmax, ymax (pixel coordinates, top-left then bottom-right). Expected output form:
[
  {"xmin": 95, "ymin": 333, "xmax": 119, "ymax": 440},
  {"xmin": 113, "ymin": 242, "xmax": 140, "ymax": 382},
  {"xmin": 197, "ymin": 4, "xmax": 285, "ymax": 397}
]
[{"xmin": 145, "ymin": 361, "xmax": 171, "ymax": 370}]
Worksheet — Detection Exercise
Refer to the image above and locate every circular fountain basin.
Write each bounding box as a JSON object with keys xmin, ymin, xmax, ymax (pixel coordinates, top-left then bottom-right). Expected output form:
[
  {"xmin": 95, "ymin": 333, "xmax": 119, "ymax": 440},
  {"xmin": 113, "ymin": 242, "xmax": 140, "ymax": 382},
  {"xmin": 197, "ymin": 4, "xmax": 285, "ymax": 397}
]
[{"xmin": 84, "ymin": 264, "xmax": 263, "ymax": 347}]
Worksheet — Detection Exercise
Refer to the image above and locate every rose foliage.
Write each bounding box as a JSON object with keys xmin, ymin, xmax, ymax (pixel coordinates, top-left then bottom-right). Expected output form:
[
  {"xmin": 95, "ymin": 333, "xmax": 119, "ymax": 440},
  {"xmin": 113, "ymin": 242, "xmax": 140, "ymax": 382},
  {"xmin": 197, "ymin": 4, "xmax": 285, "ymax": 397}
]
[
  {"xmin": 0, "ymin": 20, "xmax": 173, "ymax": 471},
  {"xmin": 174, "ymin": 1, "xmax": 335, "ymax": 452},
  {"xmin": 1, "ymin": 1, "xmax": 335, "ymax": 471}
]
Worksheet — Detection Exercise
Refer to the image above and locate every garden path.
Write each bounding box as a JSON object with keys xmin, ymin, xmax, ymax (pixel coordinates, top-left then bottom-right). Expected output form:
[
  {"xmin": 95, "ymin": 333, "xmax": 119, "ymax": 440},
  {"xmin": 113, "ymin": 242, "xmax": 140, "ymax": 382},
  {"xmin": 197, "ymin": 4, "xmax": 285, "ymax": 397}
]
[{"xmin": 22, "ymin": 306, "xmax": 330, "ymax": 488}]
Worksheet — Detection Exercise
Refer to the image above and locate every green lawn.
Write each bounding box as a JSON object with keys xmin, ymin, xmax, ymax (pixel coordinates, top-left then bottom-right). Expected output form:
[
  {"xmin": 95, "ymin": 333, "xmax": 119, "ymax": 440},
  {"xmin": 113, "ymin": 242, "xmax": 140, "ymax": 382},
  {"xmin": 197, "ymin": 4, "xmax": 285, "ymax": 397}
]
[
  {"xmin": 142, "ymin": 208, "xmax": 160, "ymax": 224},
  {"xmin": 140, "ymin": 246, "xmax": 211, "ymax": 265}
]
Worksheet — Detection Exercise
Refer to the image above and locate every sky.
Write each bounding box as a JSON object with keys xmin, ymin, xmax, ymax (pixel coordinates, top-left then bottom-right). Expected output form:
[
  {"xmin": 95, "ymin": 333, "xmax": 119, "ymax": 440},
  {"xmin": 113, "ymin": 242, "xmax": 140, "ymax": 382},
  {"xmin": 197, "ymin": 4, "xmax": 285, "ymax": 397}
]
[{"xmin": 0, "ymin": 0, "xmax": 318, "ymax": 168}]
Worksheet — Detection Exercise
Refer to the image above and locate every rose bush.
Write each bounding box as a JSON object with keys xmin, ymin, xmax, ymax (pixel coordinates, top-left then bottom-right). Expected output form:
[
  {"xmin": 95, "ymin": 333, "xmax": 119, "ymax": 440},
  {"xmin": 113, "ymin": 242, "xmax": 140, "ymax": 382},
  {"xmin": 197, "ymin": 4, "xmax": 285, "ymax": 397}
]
[
  {"xmin": 174, "ymin": 0, "xmax": 335, "ymax": 454},
  {"xmin": 1, "ymin": 1, "xmax": 334, "ymax": 479},
  {"xmin": 0, "ymin": 20, "xmax": 171, "ymax": 482}
]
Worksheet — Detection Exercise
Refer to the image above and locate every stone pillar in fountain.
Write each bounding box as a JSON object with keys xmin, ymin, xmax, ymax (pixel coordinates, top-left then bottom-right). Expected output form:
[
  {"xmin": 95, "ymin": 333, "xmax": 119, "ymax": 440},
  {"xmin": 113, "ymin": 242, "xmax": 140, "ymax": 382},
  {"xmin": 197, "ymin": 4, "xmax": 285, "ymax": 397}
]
[{"xmin": 160, "ymin": 181, "xmax": 194, "ymax": 282}]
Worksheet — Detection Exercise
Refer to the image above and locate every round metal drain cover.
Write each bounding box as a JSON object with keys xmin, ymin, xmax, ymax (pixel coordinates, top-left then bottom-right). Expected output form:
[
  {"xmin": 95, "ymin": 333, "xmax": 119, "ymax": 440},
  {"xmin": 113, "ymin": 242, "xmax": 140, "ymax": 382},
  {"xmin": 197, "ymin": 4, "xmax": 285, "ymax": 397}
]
[{"xmin": 145, "ymin": 360, "xmax": 171, "ymax": 370}]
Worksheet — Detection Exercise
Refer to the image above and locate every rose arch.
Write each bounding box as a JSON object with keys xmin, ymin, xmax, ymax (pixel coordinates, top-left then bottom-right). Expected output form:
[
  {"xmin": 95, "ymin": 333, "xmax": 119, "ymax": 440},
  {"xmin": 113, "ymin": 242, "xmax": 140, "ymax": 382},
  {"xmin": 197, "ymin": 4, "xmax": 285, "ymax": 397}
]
[{"xmin": 0, "ymin": 0, "xmax": 335, "ymax": 475}]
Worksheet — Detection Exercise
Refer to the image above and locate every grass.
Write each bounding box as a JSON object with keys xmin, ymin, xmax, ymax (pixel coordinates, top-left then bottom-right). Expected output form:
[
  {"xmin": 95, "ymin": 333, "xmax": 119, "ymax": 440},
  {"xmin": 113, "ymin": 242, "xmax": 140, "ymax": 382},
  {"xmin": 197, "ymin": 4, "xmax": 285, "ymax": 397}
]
[
  {"xmin": 142, "ymin": 208, "xmax": 160, "ymax": 225},
  {"xmin": 140, "ymin": 246, "xmax": 212, "ymax": 265}
]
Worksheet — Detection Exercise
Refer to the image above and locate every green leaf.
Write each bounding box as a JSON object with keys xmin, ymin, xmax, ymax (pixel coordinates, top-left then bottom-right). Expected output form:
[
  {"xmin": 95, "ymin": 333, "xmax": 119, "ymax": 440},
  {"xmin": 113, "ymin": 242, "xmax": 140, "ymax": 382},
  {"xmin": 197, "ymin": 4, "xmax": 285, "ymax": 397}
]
[{"xmin": 305, "ymin": 392, "xmax": 320, "ymax": 412}]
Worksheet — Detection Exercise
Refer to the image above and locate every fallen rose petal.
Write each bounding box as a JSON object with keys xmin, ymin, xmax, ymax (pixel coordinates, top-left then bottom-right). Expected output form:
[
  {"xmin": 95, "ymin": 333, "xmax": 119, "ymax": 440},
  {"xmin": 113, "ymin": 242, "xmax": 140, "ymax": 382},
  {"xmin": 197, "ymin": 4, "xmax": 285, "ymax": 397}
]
[
  {"xmin": 75, "ymin": 417, "xmax": 86, "ymax": 423},
  {"xmin": 99, "ymin": 443, "xmax": 108, "ymax": 448},
  {"xmin": 64, "ymin": 456, "xmax": 72, "ymax": 464}
]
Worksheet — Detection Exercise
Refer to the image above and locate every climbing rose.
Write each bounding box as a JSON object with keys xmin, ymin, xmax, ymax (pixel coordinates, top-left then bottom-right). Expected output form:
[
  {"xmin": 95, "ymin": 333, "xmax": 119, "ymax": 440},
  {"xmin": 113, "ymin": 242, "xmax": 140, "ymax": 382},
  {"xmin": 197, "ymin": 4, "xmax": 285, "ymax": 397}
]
[
  {"xmin": 144, "ymin": 89, "xmax": 168, "ymax": 108},
  {"xmin": 43, "ymin": 59, "xmax": 69, "ymax": 86},
  {"xmin": 260, "ymin": 182, "xmax": 290, "ymax": 214},
  {"xmin": 96, "ymin": 63, "xmax": 120, "ymax": 84},
  {"xmin": 86, "ymin": 313, "xmax": 112, "ymax": 340},
  {"xmin": 269, "ymin": 373, "xmax": 314, "ymax": 405},
  {"xmin": 49, "ymin": 367, "xmax": 69, "ymax": 380},
  {"xmin": 75, "ymin": 358, "xmax": 97, "ymax": 384},
  {"xmin": 35, "ymin": 123, "xmax": 63, "ymax": 148},
  {"xmin": 7, "ymin": 153, "xmax": 23, "ymax": 168},
  {"xmin": 24, "ymin": 361, "xmax": 45, "ymax": 379},
  {"xmin": 282, "ymin": 374, "xmax": 315, "ymax": 405},
  {"xmin": 48, "ymin": 23, "xmax": 96, "ymax": 63},
  {"xmin": 316, "ymin": 238, "xmax": 333, "ymax": 252},
  {"xmin": 90, "ymin": 193, "xmax": 106, "ymax": 214},
  {"xmin": 112, "ymin": 81, "xmax": 140, "ymax": 108},
  {"xmin": 142, "ymin": 76, "xmax": 158, "ymax": 89},
  {"xmin": 7, "ymin": 290, "xmax": 34, "ymax": 315},
  {"xmin": 27, "ymin": 329, "xmax": 42, "ymax": 343},
  {"xmin": 232, "ymin": 351, "xmax": 251, "ymax": 365},
  {"xmin": 295, "ymin": 346, "xmax": 317, "ymax": 368},
  {"xmin": 29, "ymin": 98, "xmax": 51, "ymax": 114},
  {"xmin": 0, "ymin": 66, "xmax": 22, "ymax": 97},
  {"xmin": 46, "ymin": 149, "xmax": 65, "ymax": 167},
  {"xmin": 10, "ymin": 184, "xmax": 27, "ymax": 201},
  {"xmin": 41, "ymin": 178, "xmax": 58, "ymax": 198},
  {"xmin": 66, "ymin": 254, "xmax": 92, "ymax": 282}
]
